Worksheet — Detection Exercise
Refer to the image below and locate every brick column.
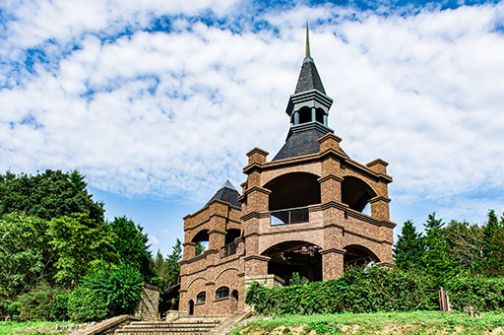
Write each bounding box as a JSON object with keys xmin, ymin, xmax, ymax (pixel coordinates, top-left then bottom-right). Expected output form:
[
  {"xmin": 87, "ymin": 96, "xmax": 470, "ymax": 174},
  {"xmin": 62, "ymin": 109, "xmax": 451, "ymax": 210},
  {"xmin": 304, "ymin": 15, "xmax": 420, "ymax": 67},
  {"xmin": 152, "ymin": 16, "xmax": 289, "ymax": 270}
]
[
  {"xmin": 183, "ymin": 242, "xmax": 195, "ymax": 260},
  {"xmin": 370, "ymin": 196, "xmax": 391, "ymax": 221},
  {"xmin": 209, "ymin": 230, "xmax": 225, "ymax": 251},
  {"xmin": 318, "ymin": 133, "xmax": 343, "ymax": 203},
  {"xmin": 320, "ymin": 248, "xmax": 345, "ymax": 280}
]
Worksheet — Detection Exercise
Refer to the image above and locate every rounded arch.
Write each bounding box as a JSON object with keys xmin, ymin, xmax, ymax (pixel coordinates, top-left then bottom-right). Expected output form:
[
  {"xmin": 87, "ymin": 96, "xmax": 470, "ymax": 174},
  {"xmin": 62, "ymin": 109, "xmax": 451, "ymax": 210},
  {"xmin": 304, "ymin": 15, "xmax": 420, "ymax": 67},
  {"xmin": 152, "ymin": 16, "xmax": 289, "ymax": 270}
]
[
  {"xmin": 261, "ymin": 240, "xmax": 323, "ymax": 283},
  {"xmin": 214, "ymin": 267, "xmax": 240, "ymax": 282},
  {"xmin": 343, "ymin": 244, "xmax": 380, "ymax": 269},
  {"xmin": 186, "ymin": 277, "xmax": 207, "ymax": 291},
  {"xmin": 264, "ymin": 172, "xmax": 321, "ymax": 211},
  {"xmin": 191, "ymin": 229, "xmax": 209, "ymax": 256},
  {"xmin": 225, "ymin": 229, "xmax": 241, "ymax": 244},
  {"xmin": 341, "ymin": 176, "xmax": 377, "ymax": 212}
]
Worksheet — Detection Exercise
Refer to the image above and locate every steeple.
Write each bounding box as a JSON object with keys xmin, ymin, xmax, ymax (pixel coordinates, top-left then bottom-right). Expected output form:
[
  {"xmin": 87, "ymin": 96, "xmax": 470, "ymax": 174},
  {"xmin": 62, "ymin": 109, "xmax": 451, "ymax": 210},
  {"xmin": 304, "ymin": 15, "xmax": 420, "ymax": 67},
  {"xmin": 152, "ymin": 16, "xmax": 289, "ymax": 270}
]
[{"xmin": 273, "ymin": 22, "xmax": 336, "ymax": 161}]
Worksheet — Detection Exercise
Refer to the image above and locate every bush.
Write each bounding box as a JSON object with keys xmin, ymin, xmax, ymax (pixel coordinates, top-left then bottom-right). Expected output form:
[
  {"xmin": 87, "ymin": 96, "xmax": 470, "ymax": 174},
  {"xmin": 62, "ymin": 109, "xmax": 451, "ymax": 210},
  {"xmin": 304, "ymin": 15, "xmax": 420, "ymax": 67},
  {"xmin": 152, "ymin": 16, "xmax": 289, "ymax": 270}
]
[
  {"xmin": 68, "ymin": 265, "xmax": 143, "ymax": 322},
  {"xmin": 446, "ymin": 276, "xmax": 504, "ymax": 311},
  {"xmin": 0, "ymin": 299, "xmax": 20, "ymax": 321},
  {"xmin": 16, "ymin": 284, "xmax": 70, "ymax": 321},
  {"xmin": 246, "ymin": 267, "xmax": 438, "ymax": 315}
]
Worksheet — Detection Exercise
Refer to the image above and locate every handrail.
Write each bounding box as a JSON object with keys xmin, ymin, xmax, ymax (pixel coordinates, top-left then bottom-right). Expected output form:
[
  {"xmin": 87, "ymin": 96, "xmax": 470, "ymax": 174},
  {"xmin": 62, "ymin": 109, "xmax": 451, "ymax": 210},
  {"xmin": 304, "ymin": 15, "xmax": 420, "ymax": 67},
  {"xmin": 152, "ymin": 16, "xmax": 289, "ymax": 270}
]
[
  {"xmin": 221, "ymin": 241, "xmax": 237, "ymax": 257},
  {"xmin": 270, "ymin": 206, "xmax": 309, "ymax": 225}
]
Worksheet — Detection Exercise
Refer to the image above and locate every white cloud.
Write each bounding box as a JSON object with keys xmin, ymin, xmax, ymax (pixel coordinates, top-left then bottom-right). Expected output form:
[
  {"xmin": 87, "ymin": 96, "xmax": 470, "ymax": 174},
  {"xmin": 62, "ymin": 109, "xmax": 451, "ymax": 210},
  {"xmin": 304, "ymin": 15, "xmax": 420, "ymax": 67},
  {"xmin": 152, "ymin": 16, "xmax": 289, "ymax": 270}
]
[{"xmin": 0, "ymin": 1, "xmax": 503, "ymax": 222}]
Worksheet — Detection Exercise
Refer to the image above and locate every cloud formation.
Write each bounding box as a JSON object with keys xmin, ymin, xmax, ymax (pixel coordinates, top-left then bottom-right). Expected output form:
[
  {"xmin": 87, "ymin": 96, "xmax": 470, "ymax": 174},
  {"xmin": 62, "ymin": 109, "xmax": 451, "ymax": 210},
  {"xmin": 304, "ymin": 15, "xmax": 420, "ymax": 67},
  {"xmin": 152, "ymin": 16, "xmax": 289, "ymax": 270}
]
[{"xmin": 1, "ymin": 1, "xmax": 503, "ymax": 223}]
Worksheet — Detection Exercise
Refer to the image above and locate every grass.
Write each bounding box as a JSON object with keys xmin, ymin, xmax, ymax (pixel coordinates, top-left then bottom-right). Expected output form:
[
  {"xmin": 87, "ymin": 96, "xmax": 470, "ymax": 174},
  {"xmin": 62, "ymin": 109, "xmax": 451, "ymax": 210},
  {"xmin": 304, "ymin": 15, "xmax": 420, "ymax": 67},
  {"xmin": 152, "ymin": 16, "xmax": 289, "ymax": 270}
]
[
  {"xmin": 0, "ymin": 321, "xmax": 77, "ymax": 335},
  {"xmin": 231, "ymin": 311, "xmax": 504, "ymax": 335}
]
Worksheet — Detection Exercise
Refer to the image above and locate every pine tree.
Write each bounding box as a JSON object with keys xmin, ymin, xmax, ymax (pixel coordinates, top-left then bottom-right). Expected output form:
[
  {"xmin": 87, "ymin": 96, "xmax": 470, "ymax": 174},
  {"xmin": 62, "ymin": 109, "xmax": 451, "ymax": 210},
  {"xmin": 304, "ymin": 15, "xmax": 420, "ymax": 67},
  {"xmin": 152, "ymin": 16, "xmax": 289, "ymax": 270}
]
[
  {"xmin": 422, "ymin": 213, "xmax": 460, "ymax": 285},
  {"xmin": 393, "ymin": 220, "xmax": 425, "ymax": 270},
  {"xmin": 478, "ymin": 210, "xmax": 504, "ymax": 275}
]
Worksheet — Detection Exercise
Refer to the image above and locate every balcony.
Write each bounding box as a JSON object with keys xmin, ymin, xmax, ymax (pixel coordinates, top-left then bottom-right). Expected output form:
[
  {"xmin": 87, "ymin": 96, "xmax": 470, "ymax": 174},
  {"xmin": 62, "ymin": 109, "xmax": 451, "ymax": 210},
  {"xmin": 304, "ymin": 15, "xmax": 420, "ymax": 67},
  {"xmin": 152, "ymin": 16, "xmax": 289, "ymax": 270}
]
[
  {"xmin": 221, "ymin": 241, "xmax": 237, "ymax": 257},
  {"xmin": 270, "ymin": 206, "xmax": 309, "ymax": 225}
]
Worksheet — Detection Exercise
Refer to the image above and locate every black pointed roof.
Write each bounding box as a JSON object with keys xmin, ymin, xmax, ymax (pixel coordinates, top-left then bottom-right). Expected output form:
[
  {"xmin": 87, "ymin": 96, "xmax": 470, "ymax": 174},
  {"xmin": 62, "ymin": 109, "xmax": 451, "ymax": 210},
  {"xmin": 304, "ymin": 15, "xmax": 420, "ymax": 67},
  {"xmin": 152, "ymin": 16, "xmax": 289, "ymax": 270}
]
[
  {"xmin": 294, "ymin": 59, "xmax": 326, "ymax": 94},
  {"xmin": 206, "ymin": 180, "xmax": 241, "ymax": 207},
  {"xmin": 273, "ymin": 123, "xmax": 329, "ymax": 160}
]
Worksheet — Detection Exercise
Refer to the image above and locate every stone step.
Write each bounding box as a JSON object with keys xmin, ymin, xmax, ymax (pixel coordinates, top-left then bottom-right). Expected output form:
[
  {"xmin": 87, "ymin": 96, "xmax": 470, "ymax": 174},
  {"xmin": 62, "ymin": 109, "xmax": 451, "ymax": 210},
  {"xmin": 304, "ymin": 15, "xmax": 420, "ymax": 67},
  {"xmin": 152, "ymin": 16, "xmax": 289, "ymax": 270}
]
[
  {"xmin": 116, "ymin": 333, "xmax": 210, "ymax": 335},
  {"xmin": 117, "ymin": 330, "xmax": 211, "ymax": 333},
  {"xmin": 124, "ymin": 324, "xmax": 216, "ymax": 328}
]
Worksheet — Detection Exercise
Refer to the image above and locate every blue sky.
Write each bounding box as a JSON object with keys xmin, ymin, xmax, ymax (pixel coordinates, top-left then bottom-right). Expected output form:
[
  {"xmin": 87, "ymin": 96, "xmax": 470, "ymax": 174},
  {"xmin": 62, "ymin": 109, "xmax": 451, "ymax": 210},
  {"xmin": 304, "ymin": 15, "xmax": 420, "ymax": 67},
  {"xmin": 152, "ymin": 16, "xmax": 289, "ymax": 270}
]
[{"xmin": 1, "ymin": 0, "xmax": 503, "ymax": 256}]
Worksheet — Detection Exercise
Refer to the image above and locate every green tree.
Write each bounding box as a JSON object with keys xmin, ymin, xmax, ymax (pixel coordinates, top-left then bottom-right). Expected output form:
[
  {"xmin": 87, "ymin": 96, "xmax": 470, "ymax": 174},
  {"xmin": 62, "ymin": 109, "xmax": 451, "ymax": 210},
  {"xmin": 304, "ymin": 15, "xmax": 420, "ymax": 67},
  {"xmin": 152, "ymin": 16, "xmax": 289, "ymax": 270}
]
[
  {"xmin": 478, "ymin": 210, "xmax": 504, "ymax": 275},
  {"xmin": 47, "ymin": 213, "xmax": 115, "ymax": 287},
  {"xmin": 166, "ymin": 239, "xmax": 182, "ymax": 284},
  {"xmin": 422, "ymin": 213, "xmax": 461, "ymax": 285},
  {"xmin": 0, "ymin": 213, "xmax": 49, "ymax": 298},
  {"xmin": 393, "ymin": 220, "xmax": 425, "ymax": 270},
  {"xmin": 0, "ymin": 170, "xmax": 104, "ymax": 223},
  {"xmin": 443, "ymin": 220, "xmax": 483, "ymax": 269},
  {"xmin": 108, "ymin": 216, "xmax": 153, "ymax": 281}
]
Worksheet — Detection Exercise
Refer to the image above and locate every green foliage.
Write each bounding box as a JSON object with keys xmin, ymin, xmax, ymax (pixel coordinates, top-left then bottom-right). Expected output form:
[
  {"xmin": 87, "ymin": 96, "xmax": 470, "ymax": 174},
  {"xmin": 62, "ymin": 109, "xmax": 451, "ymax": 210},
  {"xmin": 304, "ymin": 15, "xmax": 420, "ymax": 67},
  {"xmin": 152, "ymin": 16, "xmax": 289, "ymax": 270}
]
[
  {"xmin": 67, "ymin": 265, "xmax": 143, "ymax": 322},
  {"xmin": 195, "ymin": 241, "xmax": 204, "ymax": 256},
  {"xmin": 0, "ymin": 300, "xmax": 20, "ymax": 321},
  {"xmin": 290, "ymin": 272, "xmax": 310, "ymax": 286},
  {"xmin": 109, "ymin": 216, "xmax": 153, "ymax": 281},
  {"xmin": 446, "ymin": 276, "xmax": 504, "ymax": 311},
  {"xmin": 0, "ymin": 170, "xmax": 104, "ymax": 223},
  {"xmin": 422, "ymin": 213, "xmax": 461, "ymax": 285},
  {"xmin": 476, "ymin": 210, "xmax": 504, "ymax": 276},
  {"xmin": 67, "ymin": 285, "xmax": 108, "ymax": 322},
  {"xmin": 246, "ymin": 267, "xmax": 437, "ymax": 315},
  {"xmin": 444, "ymin": 220, "xmax": 483, "ymax": 268},
  {"xmin": 394, "ymin": 220, "xmax": 425, "ymax": 270},
  {"xmin": 16, "ymin": 284, "xmax": 69, "ymax": 321},
  {"xmin": 0, "ymin": 213, "xmax": 49, "ymax": 299},
  {"xmin": 47, "ymin": 213, "xmax": 115, "ymax": 287}
]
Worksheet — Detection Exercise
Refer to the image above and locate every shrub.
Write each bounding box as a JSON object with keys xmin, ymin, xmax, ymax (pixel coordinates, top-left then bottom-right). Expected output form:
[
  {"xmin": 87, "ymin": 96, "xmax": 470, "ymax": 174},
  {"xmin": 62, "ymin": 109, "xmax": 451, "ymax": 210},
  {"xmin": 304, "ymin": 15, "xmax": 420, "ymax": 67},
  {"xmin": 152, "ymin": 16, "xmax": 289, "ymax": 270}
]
[
  {"xmin": 446, "ymin": 276, "xmax": 504, "ymax": 311},
  {"xmin": 68, "ymin": 264, "xmax": 143, "ymax": 322},
  {"xmin": 0, "ymin": 299, "xmax": 20, "ymax": 321},
  {"xmin": 246, "ymin": 267, "xmax": 438, "ymax": 315},
  {"xmin": 16, "ymin": 284, "xmax": 70, "ymax": 321}
]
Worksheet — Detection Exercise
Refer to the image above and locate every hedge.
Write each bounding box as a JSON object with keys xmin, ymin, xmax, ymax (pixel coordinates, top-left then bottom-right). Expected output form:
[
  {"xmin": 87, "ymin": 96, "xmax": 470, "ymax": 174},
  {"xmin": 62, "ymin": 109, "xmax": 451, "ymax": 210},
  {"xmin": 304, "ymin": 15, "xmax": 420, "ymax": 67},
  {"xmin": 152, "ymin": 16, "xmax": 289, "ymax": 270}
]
[{"xmin": 246, "ymin": 267, "xmax": 504, "ymax": 315}]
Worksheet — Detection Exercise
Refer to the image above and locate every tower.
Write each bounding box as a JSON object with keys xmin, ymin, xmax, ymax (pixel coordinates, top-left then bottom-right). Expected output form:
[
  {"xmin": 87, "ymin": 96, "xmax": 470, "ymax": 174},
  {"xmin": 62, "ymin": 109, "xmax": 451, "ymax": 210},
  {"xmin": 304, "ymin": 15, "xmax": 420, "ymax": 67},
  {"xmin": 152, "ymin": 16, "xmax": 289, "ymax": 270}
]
[{"xmin": 178, "ymin": 24, "xmax": 395, "ymax": 317}]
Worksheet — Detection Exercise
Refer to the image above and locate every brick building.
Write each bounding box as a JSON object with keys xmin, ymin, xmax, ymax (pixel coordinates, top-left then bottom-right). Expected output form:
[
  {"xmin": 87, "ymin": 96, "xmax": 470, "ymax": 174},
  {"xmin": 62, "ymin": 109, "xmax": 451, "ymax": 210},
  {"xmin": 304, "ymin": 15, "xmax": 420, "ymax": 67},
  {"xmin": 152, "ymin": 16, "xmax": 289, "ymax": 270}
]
[{"xmin": 179, "ymin": 26, "xmax": 395, "ymax": 317}]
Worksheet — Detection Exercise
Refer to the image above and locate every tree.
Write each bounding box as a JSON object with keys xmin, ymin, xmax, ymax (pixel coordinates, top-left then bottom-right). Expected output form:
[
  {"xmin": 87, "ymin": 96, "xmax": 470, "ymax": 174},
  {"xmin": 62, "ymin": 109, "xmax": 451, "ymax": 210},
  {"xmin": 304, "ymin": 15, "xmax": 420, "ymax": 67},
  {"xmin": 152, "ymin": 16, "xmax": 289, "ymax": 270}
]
[
  {"xmin": 422, "ymin": 213, "xmax": 461, "ymax": 285},
  {"xmin": 443, "ymin": 220, "xmax": 483, "ymax": 269},
  {"xmin": 0, "ymin": 213, "xmax": 49, "ymax": 298},
  {"xmin": 477, "ymin": 210, "xmax": 504, "ymax": 275},
  {"xmin": 166, "ymin": 239, "xmax": 182, "ymax": 284},
  {"xmin": 47, "ymin": 213, "xmax": 115, "ymax": 287},
  {"xmin": 0, "ymin": 170, "xmax": 104, "ymax": 223},
  {"xmin": 108, "ymin": 216, "xmax": 153, "ymax": 281},
  {"xmin": 393, "ymin": 220, "xmax": 425, "ymax": 270}
]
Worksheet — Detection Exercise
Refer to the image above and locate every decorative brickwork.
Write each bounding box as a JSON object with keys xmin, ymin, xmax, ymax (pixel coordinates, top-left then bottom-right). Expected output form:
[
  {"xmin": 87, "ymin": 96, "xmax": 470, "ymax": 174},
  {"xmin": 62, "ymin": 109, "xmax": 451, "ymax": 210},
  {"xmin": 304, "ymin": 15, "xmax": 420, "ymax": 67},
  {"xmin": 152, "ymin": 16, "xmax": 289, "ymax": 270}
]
[{"xmin": 178, "ymin": 32, "xmax": 395, "ymax": 316}]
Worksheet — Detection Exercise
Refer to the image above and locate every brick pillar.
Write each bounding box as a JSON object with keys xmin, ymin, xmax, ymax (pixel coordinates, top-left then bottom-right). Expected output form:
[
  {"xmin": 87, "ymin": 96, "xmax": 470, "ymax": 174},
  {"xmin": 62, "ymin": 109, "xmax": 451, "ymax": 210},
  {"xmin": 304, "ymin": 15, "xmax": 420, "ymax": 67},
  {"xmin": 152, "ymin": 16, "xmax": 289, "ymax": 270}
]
[
  {"xmin": 209, "ymin": 230, "xmax": 225, "ymax": 251},
  {"xmin": 320, "ymin": 249, "xmax": 345, "ymax": 280},
  {"xmin": 183, "ymin": 242, "xmax": 195, "ymax": 260},
  {"xmin": 370, "ymin": 196, "xmax": 391, "ymax": 221},
  {"xmin": 318, "ymin": 133, "xmax": 343, "ymax": 204}
]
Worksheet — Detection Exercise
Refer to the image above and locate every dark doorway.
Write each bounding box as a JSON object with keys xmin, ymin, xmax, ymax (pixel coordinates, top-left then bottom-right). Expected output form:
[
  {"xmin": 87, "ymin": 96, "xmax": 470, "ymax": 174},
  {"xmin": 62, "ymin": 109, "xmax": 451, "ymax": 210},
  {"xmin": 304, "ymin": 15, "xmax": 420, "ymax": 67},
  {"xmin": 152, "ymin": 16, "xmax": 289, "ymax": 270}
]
[
  {"xmin": 188, "ymin": 299, "xmax": 194, "ymax": 316},
  {"xmin": 263, "ymin": 241, "xmax": 322, "ymax": 284},
  {"xmin": 231, "ymin": 290, "xmax": 239, "ymax": 313}
]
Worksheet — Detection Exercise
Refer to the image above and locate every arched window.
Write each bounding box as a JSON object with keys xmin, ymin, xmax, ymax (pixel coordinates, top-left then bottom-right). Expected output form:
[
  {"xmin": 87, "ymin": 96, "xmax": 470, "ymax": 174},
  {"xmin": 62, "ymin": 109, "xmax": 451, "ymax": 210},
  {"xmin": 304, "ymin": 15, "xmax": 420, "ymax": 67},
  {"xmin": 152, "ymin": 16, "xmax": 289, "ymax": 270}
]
[
  {"xmin": 191, "ymin": 230, "xmax": 209, "ymax": 256},
  {"xmin": 215, "ymin": 286, "xmax": 229, "ymax": 300},
  {"xmin": 196, "ymin": 291, "xmax": 206, "ymax": 304}
]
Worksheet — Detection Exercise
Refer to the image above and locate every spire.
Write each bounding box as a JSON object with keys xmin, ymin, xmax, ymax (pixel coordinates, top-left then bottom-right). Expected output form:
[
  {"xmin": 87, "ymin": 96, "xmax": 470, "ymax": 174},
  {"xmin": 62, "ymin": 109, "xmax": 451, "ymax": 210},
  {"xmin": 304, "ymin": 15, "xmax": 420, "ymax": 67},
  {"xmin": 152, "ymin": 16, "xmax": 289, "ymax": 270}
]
[
  {"xmin": 305, "ymin": 20, "xmax": 311, "ymax": 60},
  {"xmin": 223, "ymin": 179, "xmax": 236, "ymax": 190}
]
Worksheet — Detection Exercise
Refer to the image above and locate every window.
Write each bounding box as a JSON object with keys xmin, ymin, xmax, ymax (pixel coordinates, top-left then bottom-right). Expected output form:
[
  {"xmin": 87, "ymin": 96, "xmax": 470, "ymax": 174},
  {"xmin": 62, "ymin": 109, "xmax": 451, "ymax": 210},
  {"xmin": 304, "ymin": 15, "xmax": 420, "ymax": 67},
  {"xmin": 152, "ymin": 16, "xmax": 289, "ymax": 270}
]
[
  {"xmin": 196, "ymin": 291, "xmax": 206, "ymax": 304},
  {"xmin": 215, "ymin": 286, "xmax": 229, "ymax": 300}
]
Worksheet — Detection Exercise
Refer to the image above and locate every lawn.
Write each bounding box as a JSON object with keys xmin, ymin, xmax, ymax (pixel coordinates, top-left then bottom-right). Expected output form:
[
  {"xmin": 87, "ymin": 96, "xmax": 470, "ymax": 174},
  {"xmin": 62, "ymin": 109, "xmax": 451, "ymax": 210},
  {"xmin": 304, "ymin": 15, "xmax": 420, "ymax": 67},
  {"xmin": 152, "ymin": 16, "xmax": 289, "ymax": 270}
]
[
  {"xmin": 232, "ymin": 311, "xmax": 504, "ymax": 335},
  {"xmin": 0, "ymin": 321, "xmax": 77, "ymax": 335}
]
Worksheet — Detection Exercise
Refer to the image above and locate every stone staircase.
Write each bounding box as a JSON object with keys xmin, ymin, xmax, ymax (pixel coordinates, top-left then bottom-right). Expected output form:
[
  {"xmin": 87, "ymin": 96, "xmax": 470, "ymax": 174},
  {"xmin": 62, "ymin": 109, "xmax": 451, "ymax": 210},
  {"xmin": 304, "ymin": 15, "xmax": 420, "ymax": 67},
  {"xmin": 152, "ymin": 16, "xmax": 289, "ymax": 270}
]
[{"xmin": 114, "ymin": 317, "xmax": 225, "ymax": 335}]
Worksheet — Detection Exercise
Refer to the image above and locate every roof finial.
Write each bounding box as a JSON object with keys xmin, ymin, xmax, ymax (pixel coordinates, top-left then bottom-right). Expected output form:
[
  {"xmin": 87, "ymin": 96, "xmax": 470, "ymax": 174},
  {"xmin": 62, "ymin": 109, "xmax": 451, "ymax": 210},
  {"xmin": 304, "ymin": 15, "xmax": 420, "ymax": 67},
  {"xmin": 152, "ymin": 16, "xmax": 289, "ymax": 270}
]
[{"xmin": 305, "ymin": 19, "xmax": 311, "ymax": 59}]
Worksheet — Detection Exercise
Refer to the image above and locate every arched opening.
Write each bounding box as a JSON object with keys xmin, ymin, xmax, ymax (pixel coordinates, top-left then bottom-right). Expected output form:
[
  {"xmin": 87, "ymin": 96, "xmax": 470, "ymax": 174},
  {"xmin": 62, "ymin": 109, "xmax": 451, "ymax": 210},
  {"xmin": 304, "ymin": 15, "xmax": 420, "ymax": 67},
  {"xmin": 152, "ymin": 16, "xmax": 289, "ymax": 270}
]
[
  {"xmin": 216, "ymin": 286, "xmax": 229, "ymax": 300},
  {"xmin": 223, "ymin": 229, "xmax": 240, "ymax": 256},
  {"xmin": 262, "ymin": 241, "xmax": 322, "ymax": 284},
  {"xmin": 231, "ymin": 290, "xmax": 239, "ymax": 313},
  {"xmin": 191, "ymin": 230, "xmax": 209, "ymax": 256},
  {"xmin": 265, "ymin": 172, "xmax": 321, "ymax": 225},
  {"xmin": 315, "ymin": 108, "xmax": 325, "ymax": 124},
  {"xmin": 298, "ymin": 107, "xmax": 312, "ymax": 124},
  {"xmin": 188, "ymin": 300, "xmax": 194, "ymax": 316},
  {"xmin": 344, "ymin": 245, "xmax": 379, "ymax": 269},
  {"xmin": 341, "ymin": 177, "xmax": 377, "ymax": 212}
]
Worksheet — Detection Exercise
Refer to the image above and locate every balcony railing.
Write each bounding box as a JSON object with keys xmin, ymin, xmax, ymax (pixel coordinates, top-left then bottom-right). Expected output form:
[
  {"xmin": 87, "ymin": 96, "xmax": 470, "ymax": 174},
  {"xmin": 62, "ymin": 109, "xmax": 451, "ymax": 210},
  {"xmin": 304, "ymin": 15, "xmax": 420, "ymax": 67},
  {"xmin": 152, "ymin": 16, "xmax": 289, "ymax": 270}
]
[
  {"xmin": 221, "ymin": 241, "xmax": 237, "ymax": 257},
  {"xmin": 270, "ymin": 206, "xmax": 309, "ymax": 225}
]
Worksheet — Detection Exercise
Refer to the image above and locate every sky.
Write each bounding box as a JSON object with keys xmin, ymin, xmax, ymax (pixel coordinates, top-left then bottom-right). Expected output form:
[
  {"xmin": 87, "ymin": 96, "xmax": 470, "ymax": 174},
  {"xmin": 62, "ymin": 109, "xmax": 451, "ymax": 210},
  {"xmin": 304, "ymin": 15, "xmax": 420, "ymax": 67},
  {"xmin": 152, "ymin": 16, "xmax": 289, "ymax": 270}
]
[{"xmin": 1, "ymin": 0, "xmax": 503, "ymax": 256}]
